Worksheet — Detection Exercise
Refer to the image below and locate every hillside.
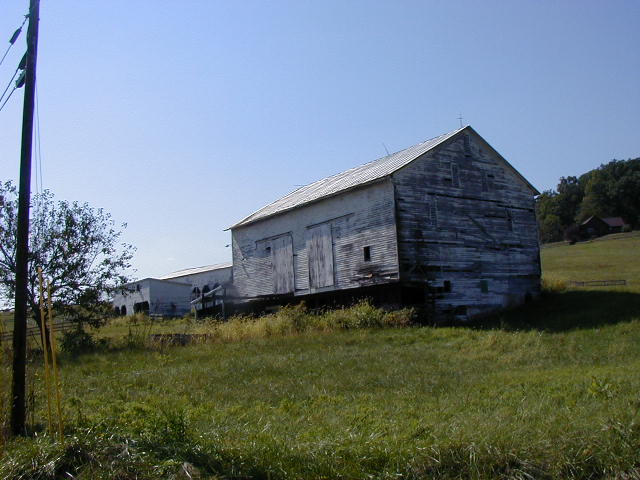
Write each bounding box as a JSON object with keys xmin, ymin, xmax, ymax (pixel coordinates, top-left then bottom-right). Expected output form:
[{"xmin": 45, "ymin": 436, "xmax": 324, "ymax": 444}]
[{"xmin": 1, "ymin": 234, "xmax": 639, "ymax": 479}]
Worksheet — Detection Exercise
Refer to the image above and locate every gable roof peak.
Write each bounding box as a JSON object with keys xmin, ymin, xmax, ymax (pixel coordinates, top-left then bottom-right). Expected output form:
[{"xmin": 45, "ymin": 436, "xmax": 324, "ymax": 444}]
[{"xmin": 230, "ymin": 124, "xmax": 537, "ymax": 229}]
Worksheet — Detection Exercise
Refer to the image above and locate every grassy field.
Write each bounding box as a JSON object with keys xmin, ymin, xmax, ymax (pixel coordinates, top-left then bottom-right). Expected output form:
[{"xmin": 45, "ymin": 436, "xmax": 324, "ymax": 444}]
[{"xmin": 1, "ymin": 234, "xmax": 640, "ymax": 479}]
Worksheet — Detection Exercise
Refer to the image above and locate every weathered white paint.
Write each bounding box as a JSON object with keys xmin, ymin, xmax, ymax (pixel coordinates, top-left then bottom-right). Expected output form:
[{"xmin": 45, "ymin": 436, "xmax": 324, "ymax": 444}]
[
  {"xmin": 232, "ymin": 181, "xmax": 399, "ymax": 299},
  {"xmin": 112, "ymin": 278, "xmax": 193, "ymax": 317},
  {"xmin": 229, "ymin": 126, "xmax": 540, "ymax": 320}
]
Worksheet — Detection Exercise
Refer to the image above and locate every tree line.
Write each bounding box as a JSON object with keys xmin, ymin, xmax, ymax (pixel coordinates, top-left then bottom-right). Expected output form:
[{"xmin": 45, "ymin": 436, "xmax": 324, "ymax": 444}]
[{"xmin": 536, "ymin": 157, "xmax": 640, "ymax": 243}]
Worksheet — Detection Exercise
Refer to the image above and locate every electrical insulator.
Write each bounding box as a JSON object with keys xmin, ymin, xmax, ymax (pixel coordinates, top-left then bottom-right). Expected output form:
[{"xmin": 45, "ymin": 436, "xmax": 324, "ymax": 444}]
[{"xmin": 15, "ymin": 70, "xmax": 25, "ymax": 88}]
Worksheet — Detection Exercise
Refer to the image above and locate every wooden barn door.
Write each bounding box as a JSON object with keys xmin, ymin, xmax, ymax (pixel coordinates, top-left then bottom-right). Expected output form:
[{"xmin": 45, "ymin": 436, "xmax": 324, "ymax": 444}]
[
  {"xmin": 271, "ymin": 235, "xmax": 294, "ymax": 294},
  {"xmin": 308, "ymin": 223, "xmax": 335, "ymax": 289}
]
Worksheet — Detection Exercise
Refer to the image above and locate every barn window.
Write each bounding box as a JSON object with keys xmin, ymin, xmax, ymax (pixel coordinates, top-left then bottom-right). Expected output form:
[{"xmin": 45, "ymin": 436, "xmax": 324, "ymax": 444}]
[
  {"xmin": 363, "ymin": 246, "xmax": 371, "ymax": 262},
  {"xmin": 486, "ymin": 173, "xmax": 495, "ymax": 191},
  {"xmin": 443, "ymin": 280, "xmax": 452, "ymax": 293},
  {"xmin": 463, "ymin": 134, "xmax": 471, "ymax": 156},
  {"xmin": 481, "ymin": 172, "xmax": 489, "ymax": 192},
  {"xmin": 506, "ymin": 208, "xmax": 513, "ymax": 231},
  {"xmin": 451, "ymin": 163, "xmax": 460, "ymax": 188},
  {"xmin": 480, "ymin": 280, "xmax": 489, "ymax": 293},
  {"xmin": 134, "ymin": 301, "xmax": 149, "ymax": 314},
  {"xmin": 120, "ymin": 306, "xmax": 127, "ymax": 316}
]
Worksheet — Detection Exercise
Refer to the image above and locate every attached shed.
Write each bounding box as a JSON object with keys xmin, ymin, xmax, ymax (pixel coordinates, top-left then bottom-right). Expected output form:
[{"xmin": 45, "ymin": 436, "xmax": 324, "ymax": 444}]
[
  {"xmin": 159, "ymin": 262, "xmax": 233, "ymax": 303},
  {"xmin": 112, "ymin": 263, "xmax": 233, "ymax": 317},
  {"xmin": 229, "ymin": 125, "xmax": 541, "ymax": 321},
  {"xmin": 112, "ymin": 278, "xmax": 193, "ymax": 317}
]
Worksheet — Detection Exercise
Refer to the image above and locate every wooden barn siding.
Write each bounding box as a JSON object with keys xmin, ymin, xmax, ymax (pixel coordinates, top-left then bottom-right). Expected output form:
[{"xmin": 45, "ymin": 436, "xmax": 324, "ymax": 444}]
[
  {"xmin": 393, "ymin": 132, "xmax": 540, "ymax": 318},
  {"xmin": 231, "ymin": 181, "xmax": 399, "ymax": 300}
]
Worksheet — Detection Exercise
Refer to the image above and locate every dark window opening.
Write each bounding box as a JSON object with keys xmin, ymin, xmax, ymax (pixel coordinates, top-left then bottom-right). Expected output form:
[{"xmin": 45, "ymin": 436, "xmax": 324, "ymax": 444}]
[
  {"xmin": 451, "ymin": 163, "xmax": 460, "ymax": 188},
  {"xmin": 443, "ymin": 280, "xmax": 452, "ymax": 293},
  {"xmin": 486, "ymin": 174, "xmax": 495, "ymax": 191},
  {"xmin": 202, "ymin": 285, "xmax": 210, "ymax": 294},
  {"xmin": 192, "ymin": 287, "xmax": 201, "ymax": 300},
  {"xmin": 136, "ymin": 284, "xmax": 141, "ymax": 292},
  {"xmin": 463, "ymin": 135, "xmax": 471, "ymax": 156},
  {"xmin": 455, "ymin": 305, "xmax": 467, "ymax": 315},
  {"xmin": 133, "ymin": 301, "xmax": 149, "ymax": 314},
  {"xmin": 480, "ymin": 280, "xmax": 489, "ymax": 293},
  {"xmin": 120, "ymin": 306, "xmax": 127, "ymax": 316},
  {"xmin": 414, "ymin": 229, "xmax": 423, "ymax": 239},
  {"xmin": 363, "ymin": 246, "xmax": 371, "ymax": 262}
]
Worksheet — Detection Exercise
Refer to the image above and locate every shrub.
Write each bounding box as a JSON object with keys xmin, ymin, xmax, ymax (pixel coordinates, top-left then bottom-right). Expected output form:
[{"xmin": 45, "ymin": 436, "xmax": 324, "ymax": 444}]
[
  {"xmin": 61, "ymin": 328, "xmax": 98, "ymax": 355},
  {"xmin": 542, "ymin": 276, "xmax": 568, "ymax": 293}
]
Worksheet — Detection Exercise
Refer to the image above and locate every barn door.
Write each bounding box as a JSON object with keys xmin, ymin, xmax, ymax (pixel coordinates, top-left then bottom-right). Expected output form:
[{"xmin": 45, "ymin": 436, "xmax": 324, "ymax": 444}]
[
  {"xmin": 308, "ymin": 223, "xmax": 334, "ymax": 289},
  {"xmin": 271, "ymin": 235, "xmax": 294, "ymax": 294}
]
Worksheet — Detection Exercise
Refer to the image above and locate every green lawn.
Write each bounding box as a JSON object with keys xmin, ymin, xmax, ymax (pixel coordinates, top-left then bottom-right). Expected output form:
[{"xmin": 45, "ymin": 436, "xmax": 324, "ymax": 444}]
[{"xmin": 1, "ymin": 234, "xmax": 640, "ymax": 479}]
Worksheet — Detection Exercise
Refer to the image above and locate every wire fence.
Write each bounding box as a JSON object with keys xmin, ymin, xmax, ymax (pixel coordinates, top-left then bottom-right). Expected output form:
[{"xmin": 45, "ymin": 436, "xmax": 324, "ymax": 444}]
[
  {"xmin": 569, "ymin": 279, "xmax": 627, "ymax": 287},
  {"xmin": 0, "ymin": 318, "xmax": 77, "ymax": 344}
]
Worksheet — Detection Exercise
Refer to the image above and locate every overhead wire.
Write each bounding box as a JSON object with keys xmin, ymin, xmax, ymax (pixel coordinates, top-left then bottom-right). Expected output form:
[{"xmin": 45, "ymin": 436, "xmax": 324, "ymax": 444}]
[
  {"xmin": 0, "ymin": 65, "xmax": 20, "ymax": 105},
  {"xmin": 0, "ymin": 52, "xmax": 26, "ymax": 113},
  {"xmin": 0, "ymin": 82, "xmax": 18, "ymax": 113},
  {"xmin": 0, "ymin": 14, "xmax": 28, "ymax": 68}
]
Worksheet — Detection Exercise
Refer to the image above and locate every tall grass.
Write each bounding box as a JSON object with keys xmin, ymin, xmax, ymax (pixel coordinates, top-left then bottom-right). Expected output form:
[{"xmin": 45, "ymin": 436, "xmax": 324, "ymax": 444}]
[{"xmin": 2, "ymin": 235, "xmax": 640, "ymax": 478}]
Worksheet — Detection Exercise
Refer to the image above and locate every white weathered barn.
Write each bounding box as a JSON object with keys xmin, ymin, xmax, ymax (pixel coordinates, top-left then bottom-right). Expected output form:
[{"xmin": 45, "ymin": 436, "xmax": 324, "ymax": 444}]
[
  {"xmin": 229, "ymin": 125, "xmax": 540, "ymax": 320},
  {"xmin": 112, "ymin": 263, "xmax": 232, "ymax": 317}
]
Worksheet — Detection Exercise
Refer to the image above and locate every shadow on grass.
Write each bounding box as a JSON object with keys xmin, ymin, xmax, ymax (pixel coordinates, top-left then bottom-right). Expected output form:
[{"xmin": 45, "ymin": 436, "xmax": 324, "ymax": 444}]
[{"xmin": 472, "ymin": 290, "xmax": 640, "ymax": 332}]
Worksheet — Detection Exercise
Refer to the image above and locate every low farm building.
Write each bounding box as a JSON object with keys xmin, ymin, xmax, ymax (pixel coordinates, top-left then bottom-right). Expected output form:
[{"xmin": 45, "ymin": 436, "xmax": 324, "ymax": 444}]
[
  {"xmin": 112, "ymin": 263, "xmax": 232, "ymax": 317},
  {"xmin": 229, "ymin": 125, "xmax": 541, "ymax": 321}
]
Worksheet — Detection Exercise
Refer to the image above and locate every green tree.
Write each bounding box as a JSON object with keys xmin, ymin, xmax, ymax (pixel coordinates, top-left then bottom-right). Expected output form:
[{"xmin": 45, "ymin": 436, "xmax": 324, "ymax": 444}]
[{"xmin": 0, "ymin": 181, "xmax": 135, "ymax": 331}]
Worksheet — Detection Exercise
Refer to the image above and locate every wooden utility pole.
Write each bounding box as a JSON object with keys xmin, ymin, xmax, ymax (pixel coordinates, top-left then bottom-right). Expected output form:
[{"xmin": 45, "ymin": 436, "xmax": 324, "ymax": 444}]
[{"xmin": 11, "ymin": 0, "xmax": 40, "ymax": 437}]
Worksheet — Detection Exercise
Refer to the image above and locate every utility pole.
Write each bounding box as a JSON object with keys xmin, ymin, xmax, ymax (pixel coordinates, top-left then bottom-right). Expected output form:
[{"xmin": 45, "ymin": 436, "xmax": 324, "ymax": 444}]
[{"xmin": 11, "ymin": 0, "xmax": 40, "ymax": 436}]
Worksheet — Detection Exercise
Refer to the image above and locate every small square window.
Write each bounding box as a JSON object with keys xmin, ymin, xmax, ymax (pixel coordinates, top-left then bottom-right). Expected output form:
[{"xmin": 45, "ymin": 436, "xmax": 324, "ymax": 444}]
[
  {"xmin": 363, "ymin": 246, "xmax": 371, "ymax": 262},
  {"xmin": 480, "ymin": 280, "xmax": 489, "ymax": 293},
  {"xmin": 443, "ymin": 280, "xmax": 452, "ymax": 293}
]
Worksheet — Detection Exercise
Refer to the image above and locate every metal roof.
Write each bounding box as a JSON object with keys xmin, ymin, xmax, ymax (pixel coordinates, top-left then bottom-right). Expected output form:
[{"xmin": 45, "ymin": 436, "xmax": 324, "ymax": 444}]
[
  {"xmin": 158, "ymin": 262, "xmax": 232, "ymax": 280},
  {"xmin": 231, "ymin": 126, "xmax": 467, "ymax": 228},
  {"xmin": 602, "ymin": 217, "xmax": 626, "ymax": 228}
]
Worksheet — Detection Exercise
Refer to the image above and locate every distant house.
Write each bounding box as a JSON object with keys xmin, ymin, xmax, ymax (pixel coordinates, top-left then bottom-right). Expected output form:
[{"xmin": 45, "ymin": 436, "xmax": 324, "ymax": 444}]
[
  {"xmin": 580, "ymin": 216, "xmax": 628, "ymax": 238},
  {"xmin": 112, "ymin": 263, "xmax": 232, "ymax": 317},
  {"xmin": 229, "ymin": 125, "xmax": 541, "ymax": 321}
]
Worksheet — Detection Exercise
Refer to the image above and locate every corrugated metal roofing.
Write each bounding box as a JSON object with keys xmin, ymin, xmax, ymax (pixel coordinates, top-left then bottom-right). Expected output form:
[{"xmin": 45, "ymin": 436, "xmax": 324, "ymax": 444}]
[
  {"xmin": 158, "ymin": 262, "xmax": 232, "ymax": 280},
  {"xmin": 231, "ymin": 126, "xmax": 467, "ymax": 228},
  {"xmin": 602, "ymin": 217, "xmax": 626, "ymax": 228}
]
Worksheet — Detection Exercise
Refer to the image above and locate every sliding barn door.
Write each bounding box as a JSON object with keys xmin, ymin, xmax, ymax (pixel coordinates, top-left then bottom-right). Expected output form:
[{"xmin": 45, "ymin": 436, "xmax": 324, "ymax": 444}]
[
  {"xmin": 271, "ymin": 234, "xmax": 294, "ymax": 294},
  {"xmin": 308, "ymin": 223, "xmax": 334, "ymax": 289}
]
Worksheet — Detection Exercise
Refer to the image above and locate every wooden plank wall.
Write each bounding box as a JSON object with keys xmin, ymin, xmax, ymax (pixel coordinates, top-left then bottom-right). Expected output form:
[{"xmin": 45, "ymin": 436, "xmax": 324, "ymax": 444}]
[
  {"xmin": 393, "ymin": 131, "xmax": 540, "ymax": 320},
  {"xmin": 231, "ymin": 181, "xmax": 400, "ymax": 300}
]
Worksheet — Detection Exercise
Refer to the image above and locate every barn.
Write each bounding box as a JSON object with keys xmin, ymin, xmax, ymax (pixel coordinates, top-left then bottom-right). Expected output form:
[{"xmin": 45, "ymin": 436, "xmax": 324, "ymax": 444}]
[
  {"xmin": 112, "ymin": 263, "xmax": 232, "ymax": 317},
  {"xmin": 229, "ymin": 125, "xmax": 540, "ymax": 321}
]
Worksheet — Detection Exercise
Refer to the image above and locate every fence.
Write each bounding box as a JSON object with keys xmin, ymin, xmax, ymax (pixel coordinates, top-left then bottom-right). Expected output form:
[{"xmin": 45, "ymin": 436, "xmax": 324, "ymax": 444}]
[
  {"xmin": 569, "ymin": 279, "xmax": 627, "ymax": 287},
  {"xmin": 0, "ymin": 319, "xmax": 77, "ymax": 344}
]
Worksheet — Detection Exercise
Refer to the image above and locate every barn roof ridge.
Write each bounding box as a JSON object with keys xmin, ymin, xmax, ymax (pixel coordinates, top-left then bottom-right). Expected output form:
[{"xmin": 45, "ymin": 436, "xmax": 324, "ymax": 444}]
[
  {"xmin": 230, "ymin": 126, "xmax": 469, "ymax": 229},
  {"xmin": 158, "ymin": 262, "xmax": 233, "ymax": 280},
  {"xmin": 230, "ymin": 125, "xmax": 538, "ymax": 229}
]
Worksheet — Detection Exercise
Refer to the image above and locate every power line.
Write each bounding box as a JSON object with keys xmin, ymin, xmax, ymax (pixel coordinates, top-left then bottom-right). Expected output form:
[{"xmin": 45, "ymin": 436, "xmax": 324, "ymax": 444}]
[
  {"xmin": 0, "ymin": 66, "xmax": 20, "ymax": 105},
  {"xmin": 0, "ymin": 54, "xmax": 27, "ymax": 113},
  {"xmin": 0, "ymin": 84, "xmax": 18, "ymax": 113},
  {"xmin": 0, "ymin": 14, "xmax": 28, "ymax": 68}
]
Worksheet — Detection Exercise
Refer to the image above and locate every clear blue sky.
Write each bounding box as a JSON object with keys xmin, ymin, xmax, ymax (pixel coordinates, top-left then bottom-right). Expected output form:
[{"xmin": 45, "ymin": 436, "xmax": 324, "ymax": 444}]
[{"xmin": 1, "ymin": 1, "xmax": 638, "ymax": 280}]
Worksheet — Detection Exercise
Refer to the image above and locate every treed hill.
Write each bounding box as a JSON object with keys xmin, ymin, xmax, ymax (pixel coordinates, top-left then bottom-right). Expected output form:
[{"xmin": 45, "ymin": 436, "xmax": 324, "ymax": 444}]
[{"xmin": 536, "ymin": 157, "xmax": 640, "ymax": 243}]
